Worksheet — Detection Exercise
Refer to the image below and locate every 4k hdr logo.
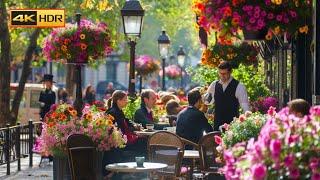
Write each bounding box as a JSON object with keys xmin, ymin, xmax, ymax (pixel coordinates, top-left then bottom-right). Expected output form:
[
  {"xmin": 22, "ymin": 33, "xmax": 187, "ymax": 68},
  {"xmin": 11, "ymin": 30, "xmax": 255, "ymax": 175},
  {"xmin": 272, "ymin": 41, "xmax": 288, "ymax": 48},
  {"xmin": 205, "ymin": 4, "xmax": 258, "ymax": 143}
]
[{"xmin": 9, "ymin": 9, "xmax": 65, "ymax": 28}]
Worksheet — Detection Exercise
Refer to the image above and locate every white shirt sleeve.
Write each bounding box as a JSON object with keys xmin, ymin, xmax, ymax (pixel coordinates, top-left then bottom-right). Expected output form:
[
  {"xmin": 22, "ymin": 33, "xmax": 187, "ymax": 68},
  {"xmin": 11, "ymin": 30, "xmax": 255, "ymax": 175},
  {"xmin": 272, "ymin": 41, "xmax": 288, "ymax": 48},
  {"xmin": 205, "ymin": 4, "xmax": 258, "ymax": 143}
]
[
  {"xmin": 204, "ymin": 81, "xmax": 216, "ymax": 105},
  {"xmin": 235, "ymin": 83, "xmax": 250, "ymax": 112}
]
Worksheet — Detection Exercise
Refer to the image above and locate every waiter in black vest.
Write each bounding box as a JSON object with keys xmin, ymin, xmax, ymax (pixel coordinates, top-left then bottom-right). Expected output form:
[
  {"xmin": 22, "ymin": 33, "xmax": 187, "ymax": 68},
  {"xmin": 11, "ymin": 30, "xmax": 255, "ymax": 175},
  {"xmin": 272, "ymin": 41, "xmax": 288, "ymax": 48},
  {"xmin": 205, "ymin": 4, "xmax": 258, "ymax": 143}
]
[
  {"xmin": 39, "ymin": 74, "xmax": 56, "ymax": 120},
  {"xmin": 204, "ymin": 61, "xmax": 250, "ymax": 131}
]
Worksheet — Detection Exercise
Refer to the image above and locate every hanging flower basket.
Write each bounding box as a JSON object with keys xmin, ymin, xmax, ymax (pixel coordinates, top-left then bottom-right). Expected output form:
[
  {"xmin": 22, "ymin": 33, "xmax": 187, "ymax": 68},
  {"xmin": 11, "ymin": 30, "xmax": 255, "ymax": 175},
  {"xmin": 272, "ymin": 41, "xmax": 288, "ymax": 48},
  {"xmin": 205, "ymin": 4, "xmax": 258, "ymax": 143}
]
[
  {"xmin": 192, "ymin": 0, "xmax": 312, "ymax": 43},
  {"xmin": 135, "ymin": 55, "xmax": 160, "ymax": 77},
  {"xmin": 201, "ymin": 42, "xmax": 259, "ymax": 68},
  {"xmin": 42, "ymin": 19, "xmax": 113, "ymax": 65},
  {"xmin": 159, "ymin": 65, "xmax": 182, "ymax": 80}
]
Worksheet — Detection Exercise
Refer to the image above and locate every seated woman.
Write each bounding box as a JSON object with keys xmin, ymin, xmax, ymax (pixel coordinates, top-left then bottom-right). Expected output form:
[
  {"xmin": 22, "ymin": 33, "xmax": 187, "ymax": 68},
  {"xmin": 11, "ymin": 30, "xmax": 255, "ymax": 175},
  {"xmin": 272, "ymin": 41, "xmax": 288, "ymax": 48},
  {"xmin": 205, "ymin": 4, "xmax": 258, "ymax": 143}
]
[
  {"xmin": 165, "ymin": 99, "xmax": 183, "ymax": 126},
  {"xmin": 103, "ymin": 90, "xmax": 142, "ymax": 177}
]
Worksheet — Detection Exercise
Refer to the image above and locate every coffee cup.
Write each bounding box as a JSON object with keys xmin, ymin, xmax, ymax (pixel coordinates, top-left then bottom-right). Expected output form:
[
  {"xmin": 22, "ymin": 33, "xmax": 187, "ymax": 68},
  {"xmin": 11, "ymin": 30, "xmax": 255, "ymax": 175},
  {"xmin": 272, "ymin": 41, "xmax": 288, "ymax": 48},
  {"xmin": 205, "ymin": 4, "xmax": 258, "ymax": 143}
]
[
  {"xmin": 135, "ymin": 156, "xmax": 145, "ymax": 167},
  {"xmin": 146, "ymin": 124, "xmax": 154, "ymax": 131}
]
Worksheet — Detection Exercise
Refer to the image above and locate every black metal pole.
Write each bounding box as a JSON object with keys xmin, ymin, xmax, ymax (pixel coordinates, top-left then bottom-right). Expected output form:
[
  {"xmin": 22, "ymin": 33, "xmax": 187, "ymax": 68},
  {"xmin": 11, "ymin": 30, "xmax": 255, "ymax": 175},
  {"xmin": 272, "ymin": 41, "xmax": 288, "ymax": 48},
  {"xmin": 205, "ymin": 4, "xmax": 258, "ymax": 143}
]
[
  {"xmin": 16, "ymin": 122, "xmax": 21, "ymax": 171},
  {"xmin": 139, "ymin": 75, "xmax": 142, "ymax": 94},
  {"xmin": 73, "ymin": 13, "xmax": 84, "ymax": 115},
  {"xmin": 314, "ymin": 0, "xmax": 320, "ymax": 105},
  {"xmin": 5, "ymin": 124, "xmax": 10, "ymax": 175},
  {"xmin": 180, "ymin": 66, "xmax": 183, "ymax": 88},
  {"xmin": 49, "ymin": 62, "xmax": 52, "ymax": 75},
  {"xmin": 28, "ymin": 120, "xmax": 33, "ymax": 167},
  {"xmin": 162, "ymin": 58, "xmax": 166, "ymax": 90},
  {"xmin": 128, "ymin": 40, "xmax": 136, "ymax": 98}
]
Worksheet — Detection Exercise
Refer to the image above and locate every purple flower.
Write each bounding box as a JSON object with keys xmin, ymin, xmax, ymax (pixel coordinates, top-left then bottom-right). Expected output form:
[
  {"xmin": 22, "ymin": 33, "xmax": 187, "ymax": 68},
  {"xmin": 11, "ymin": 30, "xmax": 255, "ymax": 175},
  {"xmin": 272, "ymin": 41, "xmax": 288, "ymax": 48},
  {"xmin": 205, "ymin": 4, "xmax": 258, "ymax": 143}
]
[
  {"xmin": 267, "ymin": 13, "xmax": 274, "ymax": 19},
  {"xmin": 284, "ymin": 154, "xmax": 295, "ymax": 167},
  {"xmin": 310, "ymin": 106, "xmax": 320, "ymax": 116},
  {"xmin": 309, "ymin": 158, "xmax": 319, "ymax": 170},
  {"xmin": 289, "ymin": 168, "xmax": 300, "ymax": 179},
  {"xmin": 249, "ymin": 18, "xmax": 256, "ymax": 24},
  {"xmin": 276, "ymin": 15, "xmax": 283, "ymax": 22},
  {"xmin": 311, "ymin": 172, "xmax": 320, "ymax": 180},
  {"xmin": 284, "ymin": 18, "xmax": 289, "ymax": 24},
  {"xmin": 251, "ymin": 163, "xmax": 267, "ymax": 180},
  {"xmin": 254, "ymin": 6, "xmax": 260, "ymax": 13},
  {"xmin": 265, "ymin": 0, "xmax": 271, "ymax": 5},
  {"xmin": 270, "ymin": 139, "xmax": 281, "ymax": 159},
  {"xmin": 289, "ymin": 10, "xmax": 297, "ymax": 18},
  {"xmin": 254, "ymin": 12, "xmax": 260, "ymax": 19},
  {"xmin": 261, "ymin": 11, "xmax": 267, "ymax": 17},
  {"xmin": 205, "ymin": 7, "xmax": 212, "ymax": 14}
]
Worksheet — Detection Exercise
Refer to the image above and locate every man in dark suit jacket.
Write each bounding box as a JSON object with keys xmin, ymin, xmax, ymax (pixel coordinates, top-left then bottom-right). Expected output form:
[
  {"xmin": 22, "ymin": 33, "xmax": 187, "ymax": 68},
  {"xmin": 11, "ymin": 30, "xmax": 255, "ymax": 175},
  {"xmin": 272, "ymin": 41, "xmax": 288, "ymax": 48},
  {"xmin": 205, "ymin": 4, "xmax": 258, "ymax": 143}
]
[
  {"xmin": 176, "ymin": 88, "xmax": 213, "ymax": 146},
  {"xmin": 134, "ymin": 89, "xmax": 157, "ymax": 127}
]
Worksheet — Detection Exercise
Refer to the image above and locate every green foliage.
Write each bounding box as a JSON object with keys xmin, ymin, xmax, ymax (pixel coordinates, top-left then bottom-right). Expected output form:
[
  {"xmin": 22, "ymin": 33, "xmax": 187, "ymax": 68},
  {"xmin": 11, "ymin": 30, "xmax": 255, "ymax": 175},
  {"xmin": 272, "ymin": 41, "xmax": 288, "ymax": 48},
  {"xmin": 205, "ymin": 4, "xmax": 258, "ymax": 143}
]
[
  {"xmin": 232, "ymin": 64, "xmax": 270, "ymax": 101},
  {"xmin": 187, "ymin": 64, "xmax": 270, "ymax": 101},
  {"xmin": 221, "ymin": 112, "xmax": 267, "ymax": 149},
  {"xmin": 186, "ymin": 65, "xmax": 218, "ymax": 86},
  {"xmin": 123, "ymin": 97, "xmax": 141, "ymax": 121}
]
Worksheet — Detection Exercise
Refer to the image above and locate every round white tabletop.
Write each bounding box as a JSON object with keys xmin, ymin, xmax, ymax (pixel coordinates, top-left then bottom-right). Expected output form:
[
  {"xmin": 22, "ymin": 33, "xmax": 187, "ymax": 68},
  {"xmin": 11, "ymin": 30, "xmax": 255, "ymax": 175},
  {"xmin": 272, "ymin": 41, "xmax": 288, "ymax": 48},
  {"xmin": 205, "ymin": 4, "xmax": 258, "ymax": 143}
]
[
  {"xmin": 106, "ymin": 162, "xmax": 168, "ymax": 173},
  {"xmin": 184, "ymin": 150, "xmax": 200, "ymax": 159},
  {"xmin": 134, "ymin": 130, "xmax": 160, "ymax": 136}
]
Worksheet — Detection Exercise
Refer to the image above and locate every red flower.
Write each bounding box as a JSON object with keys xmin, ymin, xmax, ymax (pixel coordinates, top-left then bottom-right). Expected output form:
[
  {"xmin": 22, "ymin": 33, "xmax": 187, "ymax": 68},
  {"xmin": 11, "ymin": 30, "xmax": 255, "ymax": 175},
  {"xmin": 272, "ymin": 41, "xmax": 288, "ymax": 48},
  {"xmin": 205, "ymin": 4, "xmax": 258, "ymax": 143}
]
[
  {"xmin": 214, "ymin": 135, "xmax": 222, "ymax": 145},
  {"xmin": 195, "ymin": 3, "xmax": 205, "ymax": 11},
  {"xmin": 223, "ymin": 6, "xmax": 232, "ymax": 17}
]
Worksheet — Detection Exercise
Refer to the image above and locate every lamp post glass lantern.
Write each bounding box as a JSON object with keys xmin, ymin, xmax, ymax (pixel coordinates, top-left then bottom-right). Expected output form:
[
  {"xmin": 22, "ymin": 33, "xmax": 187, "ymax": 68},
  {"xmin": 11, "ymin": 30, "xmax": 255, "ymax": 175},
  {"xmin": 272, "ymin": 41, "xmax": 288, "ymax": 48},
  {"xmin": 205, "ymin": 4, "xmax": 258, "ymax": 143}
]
[
  {"xmin": 121, "ymin": 0, "xmax": 144, "ymax": 97},
  {"xmin": 177, "ymin": 45, "xmax": 186, "ymax": 88},
  {"xmin": 158, "ymin": 30, "xmax": 170, "ymax": 90}
]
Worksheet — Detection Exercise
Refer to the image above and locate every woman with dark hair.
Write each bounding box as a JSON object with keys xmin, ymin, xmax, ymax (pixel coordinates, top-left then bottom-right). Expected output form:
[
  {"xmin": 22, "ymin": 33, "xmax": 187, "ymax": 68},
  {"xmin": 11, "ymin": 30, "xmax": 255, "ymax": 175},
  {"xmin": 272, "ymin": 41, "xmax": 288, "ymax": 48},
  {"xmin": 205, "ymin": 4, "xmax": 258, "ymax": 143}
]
[
  {"xmin": 106, "ymin": 90, "xmax": 139, "ymax": 142},
  {"xmin": 83, "ymin": 85, "xmax": 96, "ymax": 105}
]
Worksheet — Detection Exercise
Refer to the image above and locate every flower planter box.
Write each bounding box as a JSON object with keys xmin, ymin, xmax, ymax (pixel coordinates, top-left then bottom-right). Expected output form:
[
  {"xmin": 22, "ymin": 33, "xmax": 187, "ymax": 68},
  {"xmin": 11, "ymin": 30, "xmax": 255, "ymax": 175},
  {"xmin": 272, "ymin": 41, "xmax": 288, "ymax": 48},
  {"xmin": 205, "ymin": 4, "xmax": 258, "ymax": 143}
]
[{"xmin": 53, "ymin": 152, "xmax": 104, "ymax": 180}]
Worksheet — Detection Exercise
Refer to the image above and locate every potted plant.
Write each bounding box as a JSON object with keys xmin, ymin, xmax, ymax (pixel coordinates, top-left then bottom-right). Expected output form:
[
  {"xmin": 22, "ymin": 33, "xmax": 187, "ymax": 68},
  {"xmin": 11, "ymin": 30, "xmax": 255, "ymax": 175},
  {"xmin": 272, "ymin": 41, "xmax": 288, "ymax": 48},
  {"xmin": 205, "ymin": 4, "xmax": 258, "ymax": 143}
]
[
  {"xmin": 42, "ymin": 19, "xmax": 113, "ymax": 65},
  {"xmin": 193, "ymin": 0, "xmax": 312, "ymax": 43},
  {"xmin": 223, "ymin": 106, "xmax": 320, "ymax": 179},
  {"xmin": 34, "ymin": 103, "xmax": 126, "ymax": 180},
  {"xmin": 201, "ymin": 42, "xmax": 259, "ymax": 68}
]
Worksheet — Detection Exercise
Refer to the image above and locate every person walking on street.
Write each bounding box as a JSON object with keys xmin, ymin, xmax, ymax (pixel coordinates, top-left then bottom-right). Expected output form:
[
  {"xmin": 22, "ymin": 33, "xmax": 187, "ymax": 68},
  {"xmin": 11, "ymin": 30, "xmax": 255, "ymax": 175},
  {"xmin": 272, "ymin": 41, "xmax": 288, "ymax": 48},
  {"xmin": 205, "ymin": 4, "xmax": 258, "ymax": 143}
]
[{"xmin": 39, "ymin": 74, "xmax": 56, "ymax": 120}]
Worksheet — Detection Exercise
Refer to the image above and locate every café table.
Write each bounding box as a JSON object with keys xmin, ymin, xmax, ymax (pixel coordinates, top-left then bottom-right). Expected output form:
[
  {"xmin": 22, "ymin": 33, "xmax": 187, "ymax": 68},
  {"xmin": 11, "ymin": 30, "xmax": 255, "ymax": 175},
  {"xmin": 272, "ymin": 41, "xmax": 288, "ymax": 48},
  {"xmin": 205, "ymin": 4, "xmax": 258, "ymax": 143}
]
[
  {"xmin": 105, "ymin": 162, "xmax": 168, "ymax": 173},
  {"xmin": 134, "ymin": 129, "xmax": 161, "ymax": 136},
  {"xmin": 183, "ymin": 150, "xmax": 200, "ymax": 179}
]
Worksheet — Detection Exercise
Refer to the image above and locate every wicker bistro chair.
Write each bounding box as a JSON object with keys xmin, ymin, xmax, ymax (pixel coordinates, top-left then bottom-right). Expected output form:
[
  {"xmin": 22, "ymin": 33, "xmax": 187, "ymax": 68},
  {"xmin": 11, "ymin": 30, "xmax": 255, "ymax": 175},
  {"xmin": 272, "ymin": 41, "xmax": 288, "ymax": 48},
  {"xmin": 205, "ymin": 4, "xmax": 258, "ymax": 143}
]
[
  {"xmin": 148, "ymin": 131, "xmax": 189, "ymax": 180},
  {"xmin": 198, "ymin": 131, "xmax": 225, "ymax": 180},
  {"xmin": 66, "ymin": 134, "xmax": 97, "ymax": 180}
]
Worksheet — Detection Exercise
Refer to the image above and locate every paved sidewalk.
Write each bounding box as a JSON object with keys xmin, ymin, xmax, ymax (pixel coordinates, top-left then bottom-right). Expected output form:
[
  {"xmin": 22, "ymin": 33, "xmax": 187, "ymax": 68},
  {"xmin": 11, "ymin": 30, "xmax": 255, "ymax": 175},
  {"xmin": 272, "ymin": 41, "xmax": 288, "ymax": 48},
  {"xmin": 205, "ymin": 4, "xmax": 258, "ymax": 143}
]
[
  {"xmin": 0, "ymin": 154, "xmax": 148, "ymax": 180},
  {"xmin": 0, "ymin": 154, "xmax": 53, "ymax": 180}
]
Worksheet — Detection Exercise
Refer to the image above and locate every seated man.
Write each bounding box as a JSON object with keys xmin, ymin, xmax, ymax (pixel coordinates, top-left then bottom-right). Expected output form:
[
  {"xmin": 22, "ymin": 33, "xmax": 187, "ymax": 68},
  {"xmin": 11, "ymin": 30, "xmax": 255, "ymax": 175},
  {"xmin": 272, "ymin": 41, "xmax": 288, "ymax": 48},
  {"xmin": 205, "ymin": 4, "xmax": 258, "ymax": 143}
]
[
  {"xmin": 287, "ymin": 99, "xmax": 310, "ymax": 118},
  {"xmin": 165, "ymin": 99, "xmax": 183, "ymax": 126},
  {"xmin": 176, "ymin": 88, "xmax": 213, "ymax": 147},
  {"xmin": 134, "ymin": 89, "xmax": 158, "ymax": 128}
]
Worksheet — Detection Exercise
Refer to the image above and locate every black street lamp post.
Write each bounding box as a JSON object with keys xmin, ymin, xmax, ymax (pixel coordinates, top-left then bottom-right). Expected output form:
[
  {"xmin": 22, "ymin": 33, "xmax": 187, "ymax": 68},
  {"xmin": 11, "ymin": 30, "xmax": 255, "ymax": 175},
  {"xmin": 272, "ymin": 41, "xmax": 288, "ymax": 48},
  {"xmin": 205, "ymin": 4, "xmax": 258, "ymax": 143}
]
[
  {"xmin": 157, "ymin": 30, "xmax": 170, "ymax": 91},
  {"xmin": 73, "ymin": 13, "xmax": 84, "ymax": 116},
  {"xmin": 121, "ymin": 0, "xmax": 144, "ymax": 98},
  {"xmin": 177, "ymin": 45, "xmax": 186, "ymax": 88}
]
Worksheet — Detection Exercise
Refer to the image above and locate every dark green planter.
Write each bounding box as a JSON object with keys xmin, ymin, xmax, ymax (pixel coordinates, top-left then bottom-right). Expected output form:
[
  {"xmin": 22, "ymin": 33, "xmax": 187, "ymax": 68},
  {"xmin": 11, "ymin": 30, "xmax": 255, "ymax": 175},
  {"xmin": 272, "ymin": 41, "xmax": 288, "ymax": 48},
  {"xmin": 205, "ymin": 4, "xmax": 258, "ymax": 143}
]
[
  {"xmin": 53, "ymin": 152, "xmax": 104, "ymax": 180},
  {"xmin": 53, "ymin": 156, "xmax": 71, "ymax": 180}
]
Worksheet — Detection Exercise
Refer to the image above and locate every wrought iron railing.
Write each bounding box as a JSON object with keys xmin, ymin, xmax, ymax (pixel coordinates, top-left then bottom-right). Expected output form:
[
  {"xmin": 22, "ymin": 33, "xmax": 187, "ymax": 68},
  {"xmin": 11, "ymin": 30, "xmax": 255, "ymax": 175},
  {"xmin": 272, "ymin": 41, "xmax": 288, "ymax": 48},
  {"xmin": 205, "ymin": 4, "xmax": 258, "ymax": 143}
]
[{"xmin": 0, "ymin": 120, "xmax": 41, "ymax": 175}]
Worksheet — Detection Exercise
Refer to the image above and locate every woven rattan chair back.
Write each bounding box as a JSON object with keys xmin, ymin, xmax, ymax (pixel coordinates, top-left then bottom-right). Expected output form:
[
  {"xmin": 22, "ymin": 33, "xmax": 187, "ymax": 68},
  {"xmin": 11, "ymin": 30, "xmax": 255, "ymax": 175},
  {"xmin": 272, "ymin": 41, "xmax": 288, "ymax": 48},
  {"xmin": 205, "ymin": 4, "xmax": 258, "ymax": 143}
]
[{"xmin": 67, "ymin": 134, "xmax": 97, "ymax": 180}]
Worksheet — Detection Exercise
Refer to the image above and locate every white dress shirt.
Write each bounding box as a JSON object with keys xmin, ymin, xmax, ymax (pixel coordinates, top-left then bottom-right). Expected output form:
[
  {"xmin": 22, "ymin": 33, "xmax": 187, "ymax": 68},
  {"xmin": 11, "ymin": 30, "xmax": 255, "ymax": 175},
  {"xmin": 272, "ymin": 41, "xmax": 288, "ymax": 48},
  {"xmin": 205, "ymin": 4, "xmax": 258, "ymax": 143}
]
[{"xmin": 204, "ymin": 77, "xmax": 250, "ymax": 112}]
